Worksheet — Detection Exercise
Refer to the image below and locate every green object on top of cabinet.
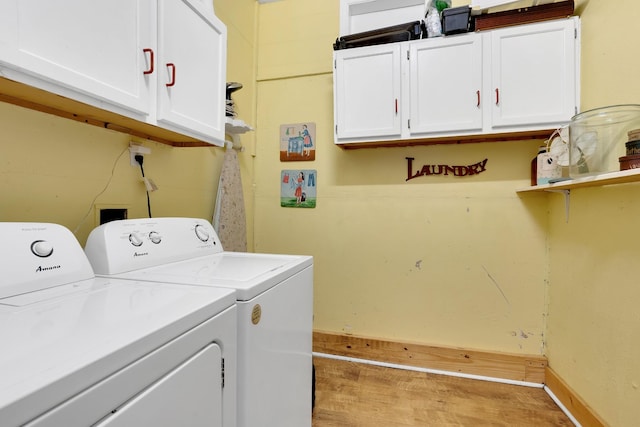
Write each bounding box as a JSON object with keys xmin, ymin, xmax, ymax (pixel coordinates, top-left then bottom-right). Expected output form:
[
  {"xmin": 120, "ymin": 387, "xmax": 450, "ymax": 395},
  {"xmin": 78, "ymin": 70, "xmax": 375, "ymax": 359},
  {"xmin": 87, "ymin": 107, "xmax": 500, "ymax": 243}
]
[{"xmin": 435, "ymin": 0, "xmax": 451, "ymax": 13}]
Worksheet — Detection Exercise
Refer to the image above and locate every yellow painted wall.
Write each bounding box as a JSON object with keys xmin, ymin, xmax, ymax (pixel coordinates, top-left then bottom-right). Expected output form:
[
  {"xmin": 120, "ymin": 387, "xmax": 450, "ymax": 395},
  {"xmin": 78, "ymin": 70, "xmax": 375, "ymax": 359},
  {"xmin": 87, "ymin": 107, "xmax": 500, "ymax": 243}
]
[
  {"xmin": 255, "ymin": 0, "xmax": 548, "ymax": 354},
  {"xmin": 0, "ymin": 0, "xmax": 257, "ymax": 248},
  {"xmin": 215, "ymin": 0, "xmax": 258, "ymax": 248},
  {"xmin": 254, "ymin": 0, "xmax": 640, "ymax": 424},
  {"xmin": 545, "ymin": 1, "xmax": 640, "ymax": 425}
]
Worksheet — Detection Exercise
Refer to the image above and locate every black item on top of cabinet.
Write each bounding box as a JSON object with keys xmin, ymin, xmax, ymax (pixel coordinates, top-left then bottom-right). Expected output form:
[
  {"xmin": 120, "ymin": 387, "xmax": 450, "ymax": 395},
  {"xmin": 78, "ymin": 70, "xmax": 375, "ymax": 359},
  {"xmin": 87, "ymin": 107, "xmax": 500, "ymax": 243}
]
[
  {"xmin": 333, "ymin": 21, "xmax": 422, "ymax": 51},
  {"xmin": 442, "ymin": 6, "xmax": 472, "ymax": 35}
]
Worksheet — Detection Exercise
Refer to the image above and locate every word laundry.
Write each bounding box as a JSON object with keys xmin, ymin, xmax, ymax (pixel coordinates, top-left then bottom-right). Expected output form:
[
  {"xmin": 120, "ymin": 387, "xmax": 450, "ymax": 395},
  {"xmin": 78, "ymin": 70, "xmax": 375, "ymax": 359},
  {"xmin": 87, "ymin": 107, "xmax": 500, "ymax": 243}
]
[{"xmin": 405, "ymin": 157, "xmax": 488, "ymax": 181}]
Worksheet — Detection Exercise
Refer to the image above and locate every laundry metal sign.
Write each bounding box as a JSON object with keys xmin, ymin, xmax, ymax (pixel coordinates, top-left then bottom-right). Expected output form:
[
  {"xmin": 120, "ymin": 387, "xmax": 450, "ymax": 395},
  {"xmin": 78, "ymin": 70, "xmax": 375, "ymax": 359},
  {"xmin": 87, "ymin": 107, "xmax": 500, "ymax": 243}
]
[{"xmin": 405, "ymin": 157, "xmax": 488, "ymax": 181}]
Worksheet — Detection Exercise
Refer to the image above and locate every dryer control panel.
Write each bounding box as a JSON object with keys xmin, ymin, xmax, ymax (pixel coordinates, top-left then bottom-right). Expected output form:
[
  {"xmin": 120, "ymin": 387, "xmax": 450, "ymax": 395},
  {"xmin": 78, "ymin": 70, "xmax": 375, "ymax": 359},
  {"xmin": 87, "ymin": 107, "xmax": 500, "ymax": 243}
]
[{"xmin": 0, "ymin": 223, "xmax": 94, "ymax": 299}]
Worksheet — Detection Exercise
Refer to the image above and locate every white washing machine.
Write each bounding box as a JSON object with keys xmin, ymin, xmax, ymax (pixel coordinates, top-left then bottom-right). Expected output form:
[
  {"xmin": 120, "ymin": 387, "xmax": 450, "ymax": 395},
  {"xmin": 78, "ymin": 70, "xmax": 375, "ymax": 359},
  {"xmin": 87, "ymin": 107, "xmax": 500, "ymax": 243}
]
[
  {"xmin": 0, "ymin": 222, "xmax": 237, "ymax": 427},
  {"xmin": 84, "ymin": 217, "xmax": 314, "ymax": 427}
]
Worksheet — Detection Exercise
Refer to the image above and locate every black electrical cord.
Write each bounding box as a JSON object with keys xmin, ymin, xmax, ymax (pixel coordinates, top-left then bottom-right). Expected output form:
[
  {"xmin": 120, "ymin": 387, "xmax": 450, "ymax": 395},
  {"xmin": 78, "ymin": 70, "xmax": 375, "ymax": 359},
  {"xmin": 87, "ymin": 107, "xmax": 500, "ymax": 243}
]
[{"xmin": 134, "ymin": 154, "xmax": 153, "ymax": 218}]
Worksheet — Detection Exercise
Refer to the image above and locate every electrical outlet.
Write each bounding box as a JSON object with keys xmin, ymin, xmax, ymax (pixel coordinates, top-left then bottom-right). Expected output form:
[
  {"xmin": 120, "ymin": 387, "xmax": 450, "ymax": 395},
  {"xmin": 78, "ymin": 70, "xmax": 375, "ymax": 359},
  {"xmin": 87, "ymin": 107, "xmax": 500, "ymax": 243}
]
[{"xmin": 129, "ymin": 143, "xmax": 151, "ymax": 166}]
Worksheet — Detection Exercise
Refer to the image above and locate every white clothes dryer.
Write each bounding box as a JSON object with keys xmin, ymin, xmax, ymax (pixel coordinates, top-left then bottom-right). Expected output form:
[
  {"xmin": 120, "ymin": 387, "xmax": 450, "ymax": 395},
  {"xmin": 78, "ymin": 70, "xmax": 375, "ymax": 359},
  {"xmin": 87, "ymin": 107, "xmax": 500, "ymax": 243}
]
[
  {"xmin": 85, "ymin": 217, "xmax": 314, "ymax": 427},
  {"xmin": 0, "ymin": 223, "xmax": 237, "ymax": 427}
]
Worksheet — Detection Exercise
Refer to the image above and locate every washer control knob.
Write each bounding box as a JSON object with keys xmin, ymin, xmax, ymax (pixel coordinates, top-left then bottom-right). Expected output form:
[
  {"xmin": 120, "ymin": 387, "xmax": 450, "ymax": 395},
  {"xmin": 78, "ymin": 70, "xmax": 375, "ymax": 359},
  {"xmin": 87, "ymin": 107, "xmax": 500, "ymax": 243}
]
[
  {"xmin": 194, "ymin": 224, "xmax": 210, "ymax": 242},
  {"xmin": 129, "ymin": 233, "xmax": 143, "ymax": 247},
  {"xmin": 31, "ymin": 240, "xmax": 54, "ymax": 258},
  {"xmin": 149, "ymin": 231, "xmax": 162, "ymax": 244}
]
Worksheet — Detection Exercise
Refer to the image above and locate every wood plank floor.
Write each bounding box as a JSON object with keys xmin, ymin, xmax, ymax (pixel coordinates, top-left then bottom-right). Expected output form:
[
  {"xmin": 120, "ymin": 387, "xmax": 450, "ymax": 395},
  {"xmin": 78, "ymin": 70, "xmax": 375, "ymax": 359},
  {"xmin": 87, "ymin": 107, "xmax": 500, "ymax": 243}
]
[{"xmin": 312, "ymin": 356, "xmax": 573, "ymax": 426}]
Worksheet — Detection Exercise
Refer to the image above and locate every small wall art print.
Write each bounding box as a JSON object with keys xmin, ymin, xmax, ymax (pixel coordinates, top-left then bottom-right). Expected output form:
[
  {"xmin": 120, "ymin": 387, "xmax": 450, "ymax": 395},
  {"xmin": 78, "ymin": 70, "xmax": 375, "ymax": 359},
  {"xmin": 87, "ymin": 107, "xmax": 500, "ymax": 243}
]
[
  {"xmin": 281, "ymin": 170, "xmax": 317, "ymax": 208},
  {"xmin": 280, "ymin": 122, "xmax": 315, "ymax": 161}
]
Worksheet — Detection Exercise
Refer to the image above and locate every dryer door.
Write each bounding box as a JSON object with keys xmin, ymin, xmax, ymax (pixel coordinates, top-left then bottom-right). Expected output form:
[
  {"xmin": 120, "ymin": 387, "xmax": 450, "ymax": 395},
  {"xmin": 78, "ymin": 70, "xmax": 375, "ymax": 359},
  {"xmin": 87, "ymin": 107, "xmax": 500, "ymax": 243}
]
[{"xmin": 95, "ymin": 343, "xmax": 223, "ymax": 427}]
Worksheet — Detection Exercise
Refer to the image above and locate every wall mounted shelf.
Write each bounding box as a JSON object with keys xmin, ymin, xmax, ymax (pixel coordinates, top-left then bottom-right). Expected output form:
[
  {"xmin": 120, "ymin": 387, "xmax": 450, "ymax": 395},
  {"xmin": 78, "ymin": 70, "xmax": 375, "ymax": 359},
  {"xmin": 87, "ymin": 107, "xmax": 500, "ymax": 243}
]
[
  {"xmin": 517, "ymin": 168, "xmax": 640, "ymax": 222},
  {"xmin": 225, "ymin": 117, "xmax": 253, "ymax": 134},
  {"xmin": 224, "ymin": 117, "xmax": 253, "ymax": 150},
  {"xmin": 516, "ymin": 168, "xmax": 640, "ymax": 193}
]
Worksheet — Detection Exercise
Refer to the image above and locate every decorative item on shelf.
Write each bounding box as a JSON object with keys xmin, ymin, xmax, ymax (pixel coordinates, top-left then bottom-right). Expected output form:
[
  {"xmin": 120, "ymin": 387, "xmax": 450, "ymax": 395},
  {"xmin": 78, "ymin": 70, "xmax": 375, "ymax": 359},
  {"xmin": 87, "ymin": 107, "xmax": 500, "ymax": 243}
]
[
  {"xmin": 618, "ymin": 154, "xmax": 640, "ymax": 170},
  {"xmin": 619, "ymin": 128, "xmax": 640, "ymax": 170},
  {"xmin": 568, "ymin": 104, "xmax": 640, "ymax": 177},
  {"xmin": 536, "ymin": 141, "xmax": 561, "ymax": 185},
  {"xmin": 547, "ymin": 124, "xmax": 588, "ymax": 178},
  {"xmin": 225, "ymin": 82, "xmax": 243, "ymax": 118},
  {"xmin": 530, "ymin": 145, "xmax": 546, "ymax": 186}
]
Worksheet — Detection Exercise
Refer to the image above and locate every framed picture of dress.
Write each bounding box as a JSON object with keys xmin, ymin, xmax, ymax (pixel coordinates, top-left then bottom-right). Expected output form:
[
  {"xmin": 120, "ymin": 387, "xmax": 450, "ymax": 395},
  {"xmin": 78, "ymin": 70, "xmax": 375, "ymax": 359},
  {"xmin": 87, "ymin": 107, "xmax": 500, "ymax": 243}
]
[
  {"xmin": 281, "ymin": 170, "xmax": 317, "ymax": 208},
  {"xmin": 280, "ymin": 122, "xmax": 316, "ymax": 161}
]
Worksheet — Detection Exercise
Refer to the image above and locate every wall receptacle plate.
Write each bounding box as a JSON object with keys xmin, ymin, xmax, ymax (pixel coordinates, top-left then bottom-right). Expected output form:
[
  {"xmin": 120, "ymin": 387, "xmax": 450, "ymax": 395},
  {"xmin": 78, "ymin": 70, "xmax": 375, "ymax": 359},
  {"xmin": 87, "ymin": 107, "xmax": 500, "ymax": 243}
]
[{"xmin": 129, "ymin": 144, "xmax": 151, "ymax": 166}]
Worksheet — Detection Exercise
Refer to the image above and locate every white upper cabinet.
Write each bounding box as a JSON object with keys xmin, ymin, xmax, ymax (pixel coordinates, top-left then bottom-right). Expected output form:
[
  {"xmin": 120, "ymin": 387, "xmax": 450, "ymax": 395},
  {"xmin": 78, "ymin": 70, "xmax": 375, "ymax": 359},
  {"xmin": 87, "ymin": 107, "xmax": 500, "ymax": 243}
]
[
  {"xmin": 490, "ymin": 17, "xmax": 578, "ymax": 130},
  {"xmin": 156, "ymin": 0, "xmax": 226, "ymax": 143},
  {"xmin": 409, "ymin": 33, "xmax": 483, "ymax": 135},
  {"xmin": 333, "ymin": 17, "xmax": 580, "ymax": 146},
  {"xmin": 334, "ymin": 43, "xmax": 402, "ymax": 141},
  {"xmin": 1, "ymin": 0, "xmax": 152, "ymax": 116},
  {"xmin": 0, "ymin": 0, "xmax": 227, "ymax": 146}
]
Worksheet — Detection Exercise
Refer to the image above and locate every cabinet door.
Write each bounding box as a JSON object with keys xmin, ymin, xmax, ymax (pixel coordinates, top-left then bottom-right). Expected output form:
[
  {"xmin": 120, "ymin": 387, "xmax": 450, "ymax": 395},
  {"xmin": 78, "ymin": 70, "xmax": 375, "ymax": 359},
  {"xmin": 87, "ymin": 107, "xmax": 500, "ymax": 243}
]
[
  {"xmin": 334, "ymin": 43, "xmax": 402, "ymax": 141},
  {"xmin": 490, "ymin": 18, "xmax": 578, "ymax": 129},
  {"xmin": 409, "ymin": 34, "xmax": 483, "ymax": 135},
  {"xmin": 156, "ymin": 0, "xmax": 227, "ymax": 146},
  {"xmin": 1, "ymin": 0, "xmax": 152, "ymax": 116}
]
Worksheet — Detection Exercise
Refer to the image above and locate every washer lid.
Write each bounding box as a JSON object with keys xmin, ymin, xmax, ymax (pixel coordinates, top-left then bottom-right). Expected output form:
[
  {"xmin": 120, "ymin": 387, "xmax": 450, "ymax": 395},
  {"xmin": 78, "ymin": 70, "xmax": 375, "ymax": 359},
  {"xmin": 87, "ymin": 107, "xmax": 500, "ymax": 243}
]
[
  {"xmin": 0, "ymin": 276, "xmax": 235, "ymax": 426},
  {"xmin": 108, "ymin": 252, "xmax": 313, "ymax": 301}
]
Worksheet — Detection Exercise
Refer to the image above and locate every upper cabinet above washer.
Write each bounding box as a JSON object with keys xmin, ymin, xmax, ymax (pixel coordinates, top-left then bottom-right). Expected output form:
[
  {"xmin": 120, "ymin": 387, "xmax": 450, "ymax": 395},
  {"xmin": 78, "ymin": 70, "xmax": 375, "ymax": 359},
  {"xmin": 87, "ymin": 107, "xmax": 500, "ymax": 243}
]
[
  {"xmin": 333, "ymin": 17, "xmax": 581, "ymax": 147},
  {"xmin": 0, "ymin": 0, "xmax": 153, "ymax": 117},
  {"xmin": 0, "ymin": 0, "xmax": 227, "ymax": 147},
  {"xmin": 155, "ymin": 0, "xmax": 227, "ymax": 144}
]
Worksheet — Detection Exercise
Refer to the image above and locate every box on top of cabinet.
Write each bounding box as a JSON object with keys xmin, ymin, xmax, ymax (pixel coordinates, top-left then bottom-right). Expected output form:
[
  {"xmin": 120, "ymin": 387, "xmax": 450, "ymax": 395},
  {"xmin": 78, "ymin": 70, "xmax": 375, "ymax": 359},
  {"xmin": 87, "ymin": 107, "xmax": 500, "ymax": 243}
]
[{"xmin": 340, "ymin": 0, "xmax": 426, "ymax": 36}]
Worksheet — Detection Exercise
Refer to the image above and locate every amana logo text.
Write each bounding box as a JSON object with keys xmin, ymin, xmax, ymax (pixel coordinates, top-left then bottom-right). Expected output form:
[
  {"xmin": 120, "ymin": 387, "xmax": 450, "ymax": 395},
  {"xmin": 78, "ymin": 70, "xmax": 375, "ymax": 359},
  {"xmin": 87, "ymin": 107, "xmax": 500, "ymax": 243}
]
[{"xmin": 35, "ymin": 265, "xmax": 61, "ymax": 272}]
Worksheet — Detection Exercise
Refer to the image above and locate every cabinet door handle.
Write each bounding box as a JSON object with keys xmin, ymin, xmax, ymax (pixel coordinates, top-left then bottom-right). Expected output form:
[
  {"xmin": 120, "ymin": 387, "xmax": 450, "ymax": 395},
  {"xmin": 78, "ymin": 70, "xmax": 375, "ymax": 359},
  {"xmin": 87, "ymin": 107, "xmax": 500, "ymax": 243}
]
[
  {"xmin": 495, "ymin": 88, "xmax": 500, "ymax": 105},
  {"xmin": 476, "ymin": 90, "xmax": 480, "ymax": 107},
  {"xmin": 166, "ymin": 63, "xmax": 176, "ymax": 87},
  {"xmin": 143, "ymin": 48, "xmax": 154, "ymax": 75},
  {"xmin": 395, "ymin": 98, "xmax": 398, "ymax": 114}
]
